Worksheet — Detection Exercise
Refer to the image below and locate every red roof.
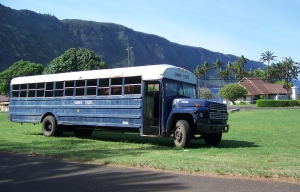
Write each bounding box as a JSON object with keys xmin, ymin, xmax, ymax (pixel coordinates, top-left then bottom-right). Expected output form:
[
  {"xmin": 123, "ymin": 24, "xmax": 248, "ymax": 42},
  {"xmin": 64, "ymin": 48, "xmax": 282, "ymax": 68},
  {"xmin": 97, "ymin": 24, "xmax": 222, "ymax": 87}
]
[{"xmin": 238, "ymin": 77, "xmax": 287, "ymax": 96}]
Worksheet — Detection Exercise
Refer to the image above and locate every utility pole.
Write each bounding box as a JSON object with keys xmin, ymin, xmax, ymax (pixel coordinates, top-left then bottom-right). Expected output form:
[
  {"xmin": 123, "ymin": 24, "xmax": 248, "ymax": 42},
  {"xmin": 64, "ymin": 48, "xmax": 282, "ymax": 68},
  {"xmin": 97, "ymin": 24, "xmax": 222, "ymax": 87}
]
[
  {"xmin": 283, "ymin": 57, "xmax": 290, "ymax": 99},
  {"xmin": 126, "ymin": 46, "xmax": 133, "ymax": 67}
]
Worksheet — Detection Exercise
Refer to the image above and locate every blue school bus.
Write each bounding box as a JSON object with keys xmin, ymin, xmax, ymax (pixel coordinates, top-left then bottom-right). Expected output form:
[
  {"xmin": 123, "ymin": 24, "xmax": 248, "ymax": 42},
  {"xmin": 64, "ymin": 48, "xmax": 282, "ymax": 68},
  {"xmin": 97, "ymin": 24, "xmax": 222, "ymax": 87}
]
[{"xmin": 8, "ymin": 64, "xmax": 229, "ymax": 148}]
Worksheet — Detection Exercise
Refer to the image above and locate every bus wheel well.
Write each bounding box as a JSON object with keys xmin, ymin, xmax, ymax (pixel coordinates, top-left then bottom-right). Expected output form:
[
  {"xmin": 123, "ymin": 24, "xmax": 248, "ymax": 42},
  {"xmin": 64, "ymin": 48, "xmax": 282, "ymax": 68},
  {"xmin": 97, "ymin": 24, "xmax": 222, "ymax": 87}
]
[
  {"xmin": 40, "ymin": 112, "xmax": 56, "ymax": 123},
  {"xmin": 167, "ymin": 113, "xmax": 194, "ymax": 133}
]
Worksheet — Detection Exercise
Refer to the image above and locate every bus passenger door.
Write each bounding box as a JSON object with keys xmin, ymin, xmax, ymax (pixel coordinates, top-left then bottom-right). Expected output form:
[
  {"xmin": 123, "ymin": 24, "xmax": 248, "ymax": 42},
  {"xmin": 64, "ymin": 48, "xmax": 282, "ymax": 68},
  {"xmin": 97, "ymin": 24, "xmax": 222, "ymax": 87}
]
[{"xmin": 143, "ymin": 81, "xmax": 161, "ymax": 136}]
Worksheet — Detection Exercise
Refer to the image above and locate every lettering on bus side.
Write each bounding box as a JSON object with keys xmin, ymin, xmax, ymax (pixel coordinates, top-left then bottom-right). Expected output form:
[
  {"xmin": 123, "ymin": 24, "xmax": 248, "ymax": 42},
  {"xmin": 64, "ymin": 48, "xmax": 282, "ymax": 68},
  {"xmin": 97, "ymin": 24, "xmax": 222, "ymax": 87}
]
[
  {"xmin": 74, "ymin": 100, "xmax": 93, "ymax": 105},
  {"xmin": 183, "ymin": 74, "xmax": 189, "ymax": 79},
  {"xmin": 174, "ymin": 72, "xmax": 189, "ymax": 79},
  {"xmin": 175, "ymin": 72, "xmax": 182, "ymax": 78},
  {"xmin": 74, "ymin": 101, "xmax": 83, "ymax": 104}
]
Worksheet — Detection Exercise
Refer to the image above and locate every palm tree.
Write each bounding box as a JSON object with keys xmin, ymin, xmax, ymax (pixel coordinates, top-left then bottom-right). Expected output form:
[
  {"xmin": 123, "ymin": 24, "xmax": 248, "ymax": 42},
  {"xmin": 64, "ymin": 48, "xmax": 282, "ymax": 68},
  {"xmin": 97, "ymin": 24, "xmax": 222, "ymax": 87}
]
[
  {"xmin": 268, "ymin": 63, "xmax": 278, "ymax": 83},
  {"xmin": 213, "ymin": 59, "xmax": 223, "ymax": 72},
  {"xmin": 225, "ymin": 62, "xmax": 234, "ymax": 82},
  {"xmin": 213, "ymin": 59, "xmax": 223, "ymax": 89},
  {"xmin": 193, "ymin": 65, "xmax": 204, "ymax": 88},
  {"xmin": 232, "ymin": 61, "xmax": 242, "ymax": 81},
  {"xmin": 218, "ymin": 68, "xmax": 229, "ymax": 82},
  {"xmin": 237, "ymin": 55, "xmax": 248, "ymax": 70},
  {"xmin": 260, "ymin": 51, "xmax": 277, "ymax": 83},
  {"xmin": 285, "ymin": 57, "xmax": 299, "ymax": 84},
  {"xmin": 247, "ymin": 68, "xmax": 254, "ymax": 77},
  {"xmin": 277, "ymin": 61, "xmax": 287, "ymax": 81},
  {"xmin": 202, "ymin": 61, "xmax": 211, "ymax": 88},
  {"xmin": 253, "ymin": 68, "xmax": 266, "ymax": 80},
  {"xmin": 235, "ymin": 55, "xmax": 248, "ymax": 80}
]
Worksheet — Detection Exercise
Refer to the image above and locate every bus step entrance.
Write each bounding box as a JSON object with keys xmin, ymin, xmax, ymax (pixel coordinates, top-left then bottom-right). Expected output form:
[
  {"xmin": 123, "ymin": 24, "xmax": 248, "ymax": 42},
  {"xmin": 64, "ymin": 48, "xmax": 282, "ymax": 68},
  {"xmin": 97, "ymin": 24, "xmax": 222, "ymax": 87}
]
[{"xmin": 150, "ymin": 126, "xmax": 159, "ymax": 135}]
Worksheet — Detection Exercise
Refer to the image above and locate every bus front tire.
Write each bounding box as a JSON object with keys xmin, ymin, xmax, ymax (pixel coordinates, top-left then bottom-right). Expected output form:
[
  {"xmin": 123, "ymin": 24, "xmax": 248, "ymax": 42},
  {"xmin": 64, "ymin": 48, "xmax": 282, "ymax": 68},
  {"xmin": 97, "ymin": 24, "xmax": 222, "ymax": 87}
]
[
  {"xmin": 173, "ymin": 120, "xmax": 191, "ymax": 148},
  {"xmin": 42, "ymin": 115, "xmax": 62, "ymax": 137}
]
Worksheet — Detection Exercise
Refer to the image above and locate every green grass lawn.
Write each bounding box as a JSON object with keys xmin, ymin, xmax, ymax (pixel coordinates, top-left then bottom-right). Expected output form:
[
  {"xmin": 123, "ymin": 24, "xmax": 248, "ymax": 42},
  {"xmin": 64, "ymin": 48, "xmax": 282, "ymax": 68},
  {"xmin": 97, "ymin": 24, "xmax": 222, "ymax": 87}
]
[{"xmin": 0, "ymin": 110, "xmax": 299, "ymax": 180}]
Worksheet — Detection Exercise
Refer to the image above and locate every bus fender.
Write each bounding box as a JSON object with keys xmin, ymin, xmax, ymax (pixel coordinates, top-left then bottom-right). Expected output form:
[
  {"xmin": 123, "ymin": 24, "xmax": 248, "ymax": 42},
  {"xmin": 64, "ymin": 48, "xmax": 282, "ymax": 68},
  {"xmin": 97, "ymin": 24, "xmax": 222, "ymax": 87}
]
[
  {"xmin": 40, "ymin": 112, "xmax": 57, "ymax": 123},
  {"xmin": 166, "ymin": 111, "xmax": 195, "ymax": 133}
]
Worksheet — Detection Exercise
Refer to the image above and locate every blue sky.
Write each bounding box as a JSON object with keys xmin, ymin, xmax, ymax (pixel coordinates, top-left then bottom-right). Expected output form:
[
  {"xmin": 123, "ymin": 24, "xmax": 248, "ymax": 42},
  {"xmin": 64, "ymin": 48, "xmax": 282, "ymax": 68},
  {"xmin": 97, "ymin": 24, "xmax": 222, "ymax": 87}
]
[{"xmin": 2, "ymin": 0, "xmax": 300, "ymax": 62}]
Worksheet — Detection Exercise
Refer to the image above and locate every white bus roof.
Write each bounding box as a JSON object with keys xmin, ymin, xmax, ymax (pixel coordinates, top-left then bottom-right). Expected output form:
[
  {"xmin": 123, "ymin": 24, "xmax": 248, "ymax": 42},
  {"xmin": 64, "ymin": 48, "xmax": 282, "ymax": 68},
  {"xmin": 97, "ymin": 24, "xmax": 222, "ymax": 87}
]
[{"xmin": 11, "ymin": 64, "xmax": 196, "ymax": 85}]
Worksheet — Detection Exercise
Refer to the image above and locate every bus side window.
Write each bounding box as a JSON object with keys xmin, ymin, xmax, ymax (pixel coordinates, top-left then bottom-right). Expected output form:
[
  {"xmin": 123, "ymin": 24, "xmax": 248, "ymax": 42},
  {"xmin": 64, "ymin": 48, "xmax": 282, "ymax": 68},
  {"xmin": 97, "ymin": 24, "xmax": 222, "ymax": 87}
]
[
  {"xmin": 36, "ymin": 83, "xmax": 45, "ymax": 97},
  {"xmin": 86, "ymin": 79, "xmax": 97, "ymax": 96},
  {"xmin": 55, "ymin": 82, "xmax": 64, "ymax": 97},
  {"xmin": 28, "ymin": 83, "xmax": 36, "ymax": 97},
  {"xmin": 19, "ymin": 84, "xmax": 27, "ymax": 97},
  {"xmin": 75, "ymin": 80, "xmax": 85, "ymax": 96},
  {"xmin": 98, "ymin": 78, "xmax": 109, "ymax": 96},
  {"xmin": 12, "ymin": 84, "xmax": 19, "ymax": 97},
  {"xmin": 45, "ymin": 82, "xmax": 54, "ymax": 97},
  {"xmin": 111, "ymin": 78, "xmax": 122, "ymax": 95},
  {"xmin": 124, "ymin": 76, "xmax": 141, "ymax": 95},
  {"xmin": 65, "ymin": 81, "xmax": 74, "ymax": 96}
]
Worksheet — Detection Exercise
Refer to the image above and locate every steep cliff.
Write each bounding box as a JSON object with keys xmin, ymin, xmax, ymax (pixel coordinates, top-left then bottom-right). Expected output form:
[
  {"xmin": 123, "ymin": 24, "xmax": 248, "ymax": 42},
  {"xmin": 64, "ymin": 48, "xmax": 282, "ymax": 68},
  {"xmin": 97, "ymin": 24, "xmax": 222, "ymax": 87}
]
[{"xmin": 0, "ymin": 3, "xmax": 262, "ymax": 73}]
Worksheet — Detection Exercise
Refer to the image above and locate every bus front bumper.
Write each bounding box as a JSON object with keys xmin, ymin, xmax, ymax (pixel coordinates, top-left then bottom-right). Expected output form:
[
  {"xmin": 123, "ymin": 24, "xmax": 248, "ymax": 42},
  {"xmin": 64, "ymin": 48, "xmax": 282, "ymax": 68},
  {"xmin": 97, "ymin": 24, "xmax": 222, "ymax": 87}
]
[{"xmin": 197, "ymin": 123, "xmax": 229, "ymax": 133}]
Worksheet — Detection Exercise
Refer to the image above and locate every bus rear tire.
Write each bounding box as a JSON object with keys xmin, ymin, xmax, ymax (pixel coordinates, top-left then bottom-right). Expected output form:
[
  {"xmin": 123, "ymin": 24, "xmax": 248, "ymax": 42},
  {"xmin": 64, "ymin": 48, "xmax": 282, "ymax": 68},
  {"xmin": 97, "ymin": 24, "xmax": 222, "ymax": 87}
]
[
  {"xmin": 173, "ymin": 120, "xmax": 191, "ymax": 148},
  {"xmin": 42, "ymin": 115, "xmax": 62, "ymax": 137}
]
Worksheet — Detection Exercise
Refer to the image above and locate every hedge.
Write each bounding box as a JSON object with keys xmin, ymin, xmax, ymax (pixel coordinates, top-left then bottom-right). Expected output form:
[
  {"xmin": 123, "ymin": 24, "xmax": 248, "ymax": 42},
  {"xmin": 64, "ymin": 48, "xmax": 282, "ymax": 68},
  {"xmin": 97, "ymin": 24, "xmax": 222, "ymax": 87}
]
[{"xmin": 256, "ymin": 100, "xmax": 300, "ymax": 107}]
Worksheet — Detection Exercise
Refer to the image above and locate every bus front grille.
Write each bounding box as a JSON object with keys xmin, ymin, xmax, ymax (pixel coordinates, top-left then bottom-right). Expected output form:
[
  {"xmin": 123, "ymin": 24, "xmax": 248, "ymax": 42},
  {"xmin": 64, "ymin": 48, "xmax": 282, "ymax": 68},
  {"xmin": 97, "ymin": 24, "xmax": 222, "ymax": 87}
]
[{"xmin": 210, "ymin": 103, "xmax": 227, "ymax": 120}]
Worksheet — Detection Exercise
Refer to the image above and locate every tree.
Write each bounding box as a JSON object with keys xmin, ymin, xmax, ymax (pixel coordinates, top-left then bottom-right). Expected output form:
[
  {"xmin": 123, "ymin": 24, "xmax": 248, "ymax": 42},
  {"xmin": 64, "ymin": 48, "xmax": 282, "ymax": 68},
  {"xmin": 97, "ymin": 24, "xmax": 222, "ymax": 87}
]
[
  {"xmin": 193, "ymin": 65, "xmax": 204, "ymax": 88},
  {"xmin": 269, "ymin": 62, "xmax": 286, "ymax": 83},
  {"xmin": 252, "ymin": 68, "xmax": 266, "ymax": 80},
  {"xmin": 43, "ymin": 48, "xmax": 108, "ymax": 74},
  {"xmin": 263, "ymin": 57, "xmax": 300, "ymax": 84},
  {"xmin": 232, "ymin": 61, "xmax": 243, "ymax": 81},
  {"xmin": 197, "ymin": 87, "xmax": 215, "ymax": 100},
  {"xmin": 213, "ymin": 59, "xmax": 223, "ymax": 88},
  {"xmin": 234, "ymin": 55, "xmax": 248, "ymax": 80},
  {"xmin": 218, "ymin": 68, "xmax": 229, "ymax": 82},
  {"xmin": 237, "ymin": 55, "xmax": 248, "ymax": 68},
  {"xmin": 247, "ymin": 68, "xmax": 254, "ymax": 77},
  {"xmin": 218, "ymin": 83, "xmax": 247, "ymax": 105},
  {"xmin": 193, "ymin": 61, "xmax": 211, "ymax": 88},
  {"xmin": 285, "ymin": 57, "xmax": 299, "ymax": 82},
  {"xmin": 0, "ymin": 60, "xmax": 44, "ymax": 95},
  {"xmin": 201, "ymin": 61, "xmax": 212, "ymax": 88},
  {"xmin": 213, "ymin": 59, "xmax": 223, "ymax": 69},
  {"xmin": 260, "ymin": 51, "xmax": 277, "ymax": 82},
  {"xmin": 225, "ymin": 62, "xmax": 234, "ymax": 81},
  {"xmin": 275, "ymin": 80, "xmax": 293, "ymax": 90}
]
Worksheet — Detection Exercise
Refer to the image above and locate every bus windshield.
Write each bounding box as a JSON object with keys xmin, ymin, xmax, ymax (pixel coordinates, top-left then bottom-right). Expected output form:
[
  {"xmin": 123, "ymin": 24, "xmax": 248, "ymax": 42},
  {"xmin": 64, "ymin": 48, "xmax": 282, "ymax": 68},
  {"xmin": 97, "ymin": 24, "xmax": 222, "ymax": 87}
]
[{"xmin": 164, "ymin": 79, "xmax": 197, "ymax": 98}]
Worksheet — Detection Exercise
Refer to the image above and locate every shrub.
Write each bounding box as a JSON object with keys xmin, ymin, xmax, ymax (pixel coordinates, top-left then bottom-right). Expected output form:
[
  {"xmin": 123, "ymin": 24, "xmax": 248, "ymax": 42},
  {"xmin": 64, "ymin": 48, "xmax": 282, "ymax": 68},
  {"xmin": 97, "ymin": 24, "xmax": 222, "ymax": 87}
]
[
  {"xmin": 197, "ymin": 87, "xmax": 215, "ymax": 100},
  {"xmin": 239, "ymin": 101, "xmax": 247, "ymax": 105},
  {"xmin": 218, "ymin": 83, "xmax": 247, "ymax": 105},
  {"xmin": 256, "ymin": 100, "xmax": 300, "ymax": 107}
]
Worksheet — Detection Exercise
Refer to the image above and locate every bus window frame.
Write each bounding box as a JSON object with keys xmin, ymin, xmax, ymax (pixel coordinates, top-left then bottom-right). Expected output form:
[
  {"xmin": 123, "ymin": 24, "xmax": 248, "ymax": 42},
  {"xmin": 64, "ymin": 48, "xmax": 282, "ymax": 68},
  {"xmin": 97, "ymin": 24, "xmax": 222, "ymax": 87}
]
[{"xmin": 11, "ymin": 76, "xmax": 143, "ymax": 98}]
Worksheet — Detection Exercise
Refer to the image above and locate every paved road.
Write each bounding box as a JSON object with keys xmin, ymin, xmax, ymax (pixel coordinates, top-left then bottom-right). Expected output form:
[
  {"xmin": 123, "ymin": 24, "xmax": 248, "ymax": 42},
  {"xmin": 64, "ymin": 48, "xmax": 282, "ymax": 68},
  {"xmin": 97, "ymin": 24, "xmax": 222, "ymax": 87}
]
[
  {"xmin": 0, "ymin": 152, "xmax": 299, "ymax": 192},
  {"xmin": 227, "ymin": 105, "xmax": 300, "ymax": 111}
]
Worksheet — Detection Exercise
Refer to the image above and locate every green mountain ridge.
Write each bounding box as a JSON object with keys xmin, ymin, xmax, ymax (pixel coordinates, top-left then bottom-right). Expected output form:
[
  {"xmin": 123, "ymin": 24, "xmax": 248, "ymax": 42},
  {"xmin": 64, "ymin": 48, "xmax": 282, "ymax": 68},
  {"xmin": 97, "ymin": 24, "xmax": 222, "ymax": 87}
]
[{"xmin": 0, "ymin": 3, "xmax": 262, "ymax": 73}]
